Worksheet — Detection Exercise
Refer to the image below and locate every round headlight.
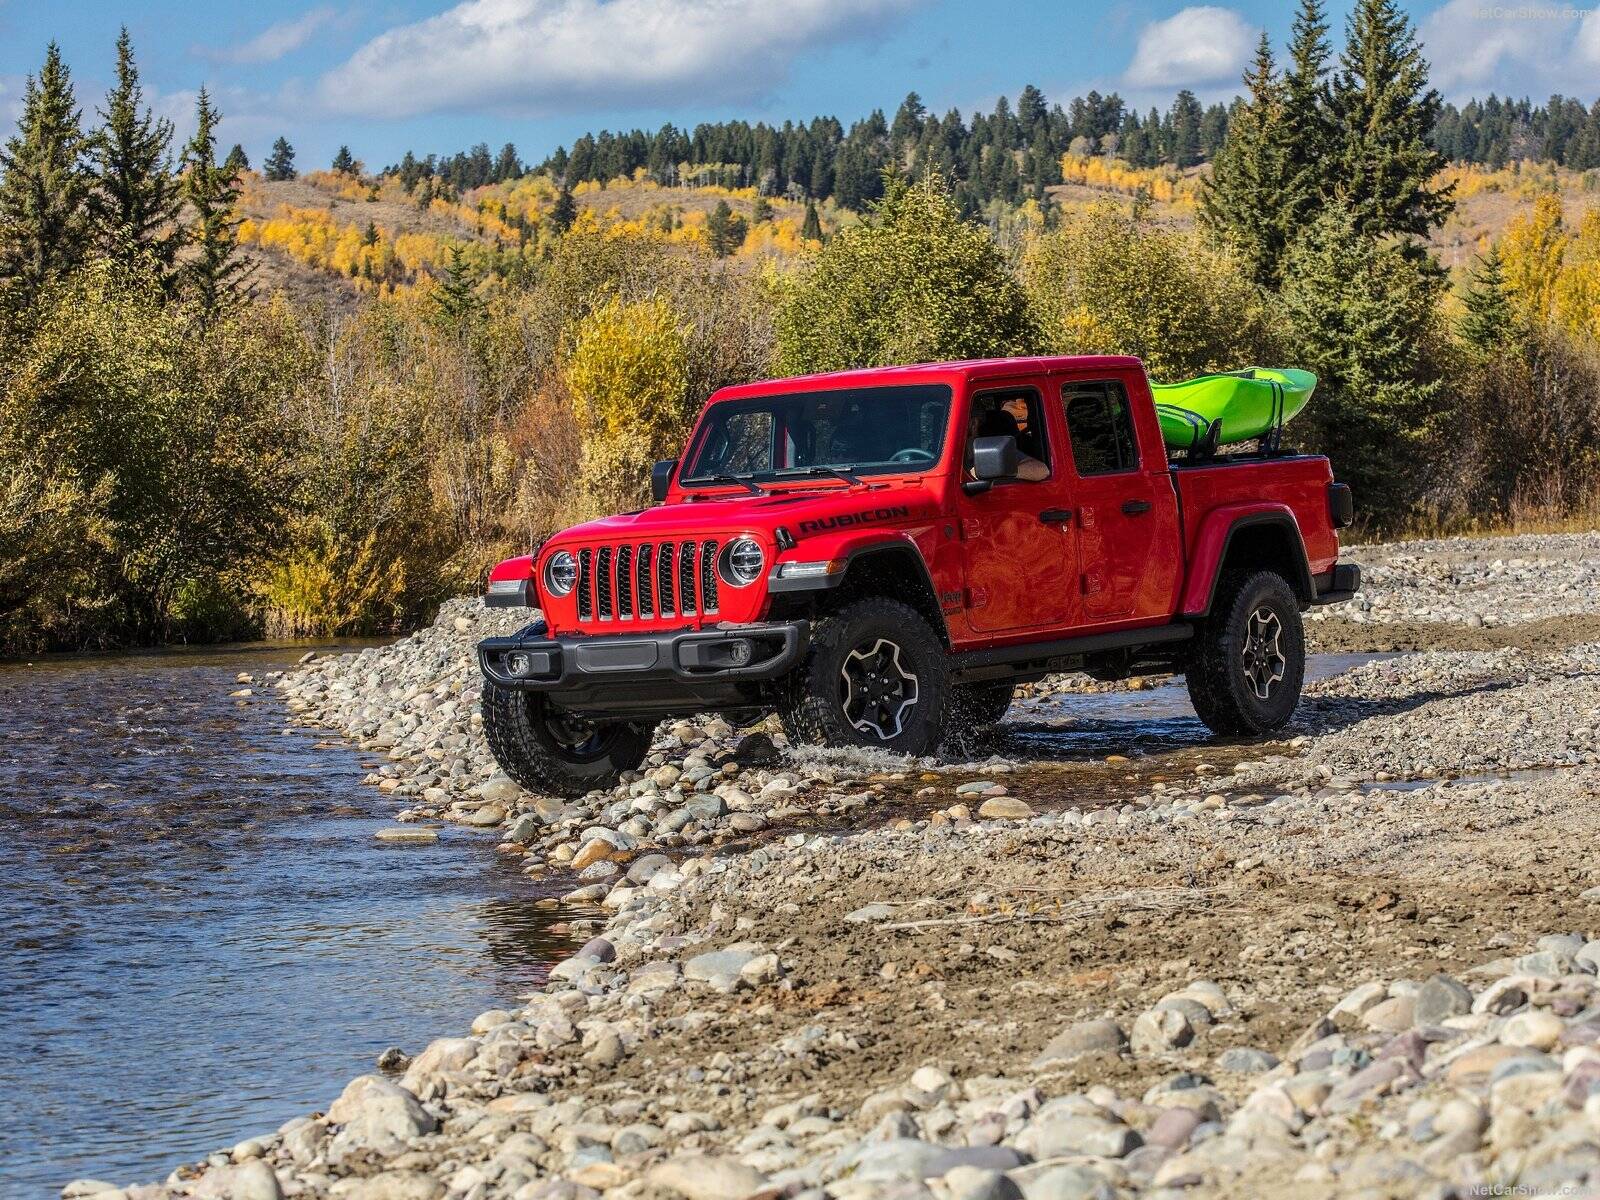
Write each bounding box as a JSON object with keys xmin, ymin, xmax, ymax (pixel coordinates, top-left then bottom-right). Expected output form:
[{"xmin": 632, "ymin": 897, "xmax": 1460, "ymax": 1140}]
[
  {"xmin": 544, "ymin": 550, "xmax": 577, "ymax": 597},
  {"xmin": 719, "ymin": 538, "xmax": 764, "ymax": 587}
]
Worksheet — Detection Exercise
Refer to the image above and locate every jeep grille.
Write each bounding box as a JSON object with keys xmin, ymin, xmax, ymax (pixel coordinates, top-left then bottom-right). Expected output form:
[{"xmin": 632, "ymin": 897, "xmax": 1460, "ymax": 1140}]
[{"xmin": 575, "ymin": 539, "xmax": 720, "ymax": 622}]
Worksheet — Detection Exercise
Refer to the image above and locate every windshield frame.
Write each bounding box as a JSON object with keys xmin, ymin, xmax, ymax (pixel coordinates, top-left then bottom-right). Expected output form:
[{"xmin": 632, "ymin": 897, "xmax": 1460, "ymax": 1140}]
[{"xmin": 680, "ymin": 383, "xmax": 956, "ymax": 486}]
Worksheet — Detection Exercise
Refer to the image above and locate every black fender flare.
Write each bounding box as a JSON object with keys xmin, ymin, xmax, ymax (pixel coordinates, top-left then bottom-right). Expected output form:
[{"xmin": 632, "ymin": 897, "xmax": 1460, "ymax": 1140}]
[{"xmin": 1197, "ymin": 513, "xmax": 1316, "ymax": 615}]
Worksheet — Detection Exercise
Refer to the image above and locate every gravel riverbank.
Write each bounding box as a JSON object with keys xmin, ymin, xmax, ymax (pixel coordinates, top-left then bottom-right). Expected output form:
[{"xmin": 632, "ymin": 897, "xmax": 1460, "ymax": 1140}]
[{"xmin": 82, "ymin": 532, "xmax": 1600, "ymax": 1200}]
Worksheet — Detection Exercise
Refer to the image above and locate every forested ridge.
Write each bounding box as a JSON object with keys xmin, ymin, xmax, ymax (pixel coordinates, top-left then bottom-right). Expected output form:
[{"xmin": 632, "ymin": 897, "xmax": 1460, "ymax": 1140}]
[
  {"xmin": 3, "ymin": 0, "xmax": 1600, "ymax": 657},
  {"xmin": 380, "ymin": 87, "xmax": 1600, "ymax": 213}
]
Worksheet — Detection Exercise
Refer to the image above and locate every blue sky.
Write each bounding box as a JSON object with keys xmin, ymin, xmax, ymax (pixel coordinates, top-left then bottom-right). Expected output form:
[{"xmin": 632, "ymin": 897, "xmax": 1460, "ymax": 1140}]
[{"xmin": 2, "ymin": 0, "xmax": 1597, "ymax": 171}]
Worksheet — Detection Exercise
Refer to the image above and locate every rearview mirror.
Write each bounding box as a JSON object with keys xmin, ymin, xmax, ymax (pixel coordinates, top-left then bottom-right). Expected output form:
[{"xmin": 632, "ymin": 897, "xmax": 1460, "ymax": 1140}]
[
  {"xmin": 971, "ymin": 436, "xmax": 1019, "ymax": 482},
  {"xmin": 651, "ymin": 459, "xmax": 676, "ymax": 503}
]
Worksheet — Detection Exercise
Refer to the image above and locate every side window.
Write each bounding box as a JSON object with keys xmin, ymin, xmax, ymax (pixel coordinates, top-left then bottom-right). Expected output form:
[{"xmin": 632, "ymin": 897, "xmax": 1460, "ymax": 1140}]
[
  {"xmin": 966, "ymin": 386, "xmax": 1051, "ymax": 478},
  {"xmin": 1062, "ymin": 380, "xmax": 1139, "ymax": 476}
]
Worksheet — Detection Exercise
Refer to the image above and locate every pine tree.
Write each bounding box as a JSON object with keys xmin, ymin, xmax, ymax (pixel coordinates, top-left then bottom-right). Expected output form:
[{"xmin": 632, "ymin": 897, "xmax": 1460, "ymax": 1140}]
[
  {"xmin": 433, "ymin": 244, "xmax": 479, "ymax": 324},
  {"xmin": 800, "ymin": 200, "xmax": 823, "ymax": 243},
  {"xmin": 180, "ymin": 88, "xmax": 251, "ymax": 322},
  {"xmin": 1200, "ymin": 34, "xmax": 1292, "ymax": 286},
  {"xmin": 263, "ymin": 136, "xmax": 296, "ymax": 181},
  {"xmin": 752, "ymin": 195, "xmax": 772, "ymax": 224},
  {"xmin": 1329, "ymin": 0, "xmax": 1453, "ymax": 249},
  {"xmin": 89, "ymin": 28, "xmax": 182, "ymax": 281},
  {"xmin": 1280, "ymin": 205, "xmax": 1443, "ymax": 510},
  {"xmin": 1458, "ymin": 245, "xmax": 1518, "ymax": 356},
  {"xmin": 0, "ymin": 43, "xmax": 94, "ymax": 304},
  {"xmin": 493, "ymin": 142, "xmax": 521, "ymax": 182},
  {"xmin": 331, "ymin": 144, "xmax": 355, "ymax": 174},
  {"xmin": 223, "ymin": 144, "xmax": 249, "ymax": 173},
  {"xmin": 1169, "ymin": 91, "xmax": 1204, "ymax": 168},
  {"xmin": 1282, "ymin": 0, "xmax": 1336, "ymax": 222},
  {"xmin": 706, "ymin": 199, "xmax": 747, "ymax": 257},
  {"xmin": 549, "ymin": 185, "xmax": 577, "ymax": 235}
]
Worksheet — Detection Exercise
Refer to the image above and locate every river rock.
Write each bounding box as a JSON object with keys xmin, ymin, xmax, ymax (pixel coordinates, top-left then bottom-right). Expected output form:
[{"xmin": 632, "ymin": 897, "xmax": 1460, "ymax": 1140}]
[
  {"xmin": 191, "ymin": 1160, "xmax": 283, "ymax": 1200},
  {"xmin": 1016, "ymin": 1115, "xmax": 1141, "ymax": 1158},
  {"xmin": 648, "ymin": 1155, "xmax": 767, "ymax": 1200},
  {"xmin": 329, "ymin": 1171, "xmax": 445, "ymax": 1200},
  {"xmin": 846, "ymin": 1138, "xmax": 1025, "ymax": 1180},
  {"xmin": 1413, "ymin": 973, "xmax": 1473, "ymax": 1025},
  {"xmin": 1503, "ymin": 1010, "xmax": 1566, "ymax": 1051},
  {"xmin": 401, "ymin": 1037, "xmax": 477, "ymax": 1092},
  {"xmin": 1132, "ymin": 1007, "xmax": 1193, "ymax": 1053},
  {"xmin": 685, "ymin": 944, "xmax": 766, "ymax": 988},
  {"xmin": 326, "ymin": 1075, "xmax": 437, "ymax": 1159},
  {"xmin": 977, "ymin": 796, "xmax": 1034, "ymax": 820},
  {"xmin": 1032, "ymin": 1019, "xmax": 1126, "ymax": 1066},
  {"xmin": 941, "ymin": 1165, "xmax": 1024, "ymax": 1200}
]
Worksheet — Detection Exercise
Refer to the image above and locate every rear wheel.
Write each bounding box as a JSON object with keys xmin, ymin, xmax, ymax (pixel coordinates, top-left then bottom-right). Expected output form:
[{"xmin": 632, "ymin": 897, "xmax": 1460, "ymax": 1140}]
[
  {"xmin": 1186, "ymin": 568, "xmax": 1304, "ymax": 736},
  {"xmin": 481, "ymin": 682, "xmax": 653, "ymax": 797},
  {"xmin": 780, "ymin": 597, "xmax": 949, "ymax": 756}
]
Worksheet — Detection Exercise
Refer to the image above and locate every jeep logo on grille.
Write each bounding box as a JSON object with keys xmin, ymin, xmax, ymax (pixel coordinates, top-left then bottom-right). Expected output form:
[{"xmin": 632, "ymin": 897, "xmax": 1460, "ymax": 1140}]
[{"xmin": 797, "ymin": 506, "xmax": 912, "ymax": 535}]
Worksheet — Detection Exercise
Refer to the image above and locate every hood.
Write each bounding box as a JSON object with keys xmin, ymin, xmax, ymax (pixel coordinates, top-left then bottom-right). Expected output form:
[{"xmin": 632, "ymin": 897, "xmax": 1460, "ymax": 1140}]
[{"xmin": 551, "ymin": 480, "xmax": 944, "ymax": 544}]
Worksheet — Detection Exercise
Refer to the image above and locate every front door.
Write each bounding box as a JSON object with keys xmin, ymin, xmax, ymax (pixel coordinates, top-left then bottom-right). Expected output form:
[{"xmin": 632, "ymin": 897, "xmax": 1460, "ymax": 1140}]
[
  {"xmin": 1059, "ymin": 377, "xmax": 1173, "ymax": 623},
  {"xmin": 960, "ymin": 384, "xmax": 1078, "ymax": 633}
]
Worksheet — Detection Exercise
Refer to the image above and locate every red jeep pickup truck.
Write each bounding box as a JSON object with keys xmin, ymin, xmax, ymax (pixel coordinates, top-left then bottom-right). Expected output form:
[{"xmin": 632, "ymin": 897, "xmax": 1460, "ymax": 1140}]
[{"xmin": 478, "ymin": 356, "xmax": 1357, "ymax": 796}]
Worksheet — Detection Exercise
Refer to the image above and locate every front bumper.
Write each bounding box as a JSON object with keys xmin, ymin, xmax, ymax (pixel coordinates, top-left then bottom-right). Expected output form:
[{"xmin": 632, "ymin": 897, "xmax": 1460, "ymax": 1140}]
[{"xmin": 478, "ymin": 620, "xmax": 809, "ymax": 703}]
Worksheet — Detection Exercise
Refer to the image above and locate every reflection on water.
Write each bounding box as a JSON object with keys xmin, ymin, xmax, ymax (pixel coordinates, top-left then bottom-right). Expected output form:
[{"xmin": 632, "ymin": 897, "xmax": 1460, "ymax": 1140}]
[
  {"xmin": 1002, "ymin": 652, "xmax": 1396, "ymax": 760},
  {"xmin": 0, "ymin": 644, "xmax": 569, "ymax": 1195}
]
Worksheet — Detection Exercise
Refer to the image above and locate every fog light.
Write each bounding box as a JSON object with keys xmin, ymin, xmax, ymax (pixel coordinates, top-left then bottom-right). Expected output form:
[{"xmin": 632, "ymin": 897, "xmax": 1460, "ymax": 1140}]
[
  {"xmin": 727, "ymin": 639, "xmax": 753, "ymax": 667},
  {"xmin": 507, "ymin": 651, "xmax": 532, "ymax": 678}
]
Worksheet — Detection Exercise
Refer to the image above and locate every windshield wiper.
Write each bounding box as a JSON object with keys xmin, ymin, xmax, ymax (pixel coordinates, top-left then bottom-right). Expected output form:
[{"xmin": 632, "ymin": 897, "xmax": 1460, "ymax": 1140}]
[
  {"xmin": 704, "ymin": 473, "xmax": 767, "ymax": 495},
  {"xmin": 774, "ymin": 466, "xmax": 864, "ymax": 487}
]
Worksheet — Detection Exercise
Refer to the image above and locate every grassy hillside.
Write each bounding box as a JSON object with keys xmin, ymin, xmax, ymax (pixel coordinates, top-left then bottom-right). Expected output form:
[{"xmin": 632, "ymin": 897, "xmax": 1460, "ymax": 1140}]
[{"xmin": 235, "ymin": 159, "xmax": 1600, "ymax": 306}]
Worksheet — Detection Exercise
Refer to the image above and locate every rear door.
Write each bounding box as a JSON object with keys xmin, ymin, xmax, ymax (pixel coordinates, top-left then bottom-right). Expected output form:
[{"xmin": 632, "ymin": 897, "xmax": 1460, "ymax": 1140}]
[
  {"xmin": 959, "ymin": 382, "xmax": 1078, "ymax": 633},
  {"xmin": 1058, "ymin": 374, "xmax": 1181, "ymax": 624}
]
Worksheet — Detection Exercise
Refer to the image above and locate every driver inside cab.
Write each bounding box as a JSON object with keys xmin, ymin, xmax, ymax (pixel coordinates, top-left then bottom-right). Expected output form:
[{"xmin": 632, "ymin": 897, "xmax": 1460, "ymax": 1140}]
[{"xmin": 967, "ymin": 395, "xmax": 1049, "ymax": 482}]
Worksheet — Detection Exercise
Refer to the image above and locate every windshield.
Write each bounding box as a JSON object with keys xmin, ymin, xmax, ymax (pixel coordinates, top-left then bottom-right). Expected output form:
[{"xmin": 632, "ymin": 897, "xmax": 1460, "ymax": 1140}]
[{"xmin": 682, "ymin": 384, "xmax": 953, "ymax": 483}]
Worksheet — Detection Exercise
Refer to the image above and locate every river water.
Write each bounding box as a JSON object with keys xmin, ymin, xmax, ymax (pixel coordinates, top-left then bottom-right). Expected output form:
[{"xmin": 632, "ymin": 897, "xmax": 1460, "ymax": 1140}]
[{"xmin": 0, "ymin": 645, "xmax": 570, "ymax": 1196}]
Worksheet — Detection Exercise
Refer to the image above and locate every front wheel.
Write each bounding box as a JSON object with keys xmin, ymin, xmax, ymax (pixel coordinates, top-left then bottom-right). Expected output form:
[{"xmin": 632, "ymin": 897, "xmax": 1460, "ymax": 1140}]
[
  {"xmin": 481, "ymin": 683, "xmax": 653, "ymax": 797},
  {"xmin": 780, "ymin": 597, "xmax": 949, "ymax": 756},
  {"xmin": 1185, "ymin": 569, "xmax": 1305, "ymax": 736}
]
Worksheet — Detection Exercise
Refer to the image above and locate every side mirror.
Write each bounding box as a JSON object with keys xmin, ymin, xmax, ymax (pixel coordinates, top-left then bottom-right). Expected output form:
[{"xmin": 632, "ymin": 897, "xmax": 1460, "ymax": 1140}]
[
  {"xmin": 971, "ymin": 436, "xmax": 1019, "ymax": 482},
  {"xmin": 651, "ymin": 459, "xmax": 676, "ymax": 503}
]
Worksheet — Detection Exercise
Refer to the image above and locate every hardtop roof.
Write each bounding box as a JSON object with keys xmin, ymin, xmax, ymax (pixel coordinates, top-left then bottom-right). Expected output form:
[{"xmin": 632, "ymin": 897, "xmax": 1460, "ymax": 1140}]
[{"xmin": 709, "ymin": 355, "xmax": 1144, "ymax": 402}]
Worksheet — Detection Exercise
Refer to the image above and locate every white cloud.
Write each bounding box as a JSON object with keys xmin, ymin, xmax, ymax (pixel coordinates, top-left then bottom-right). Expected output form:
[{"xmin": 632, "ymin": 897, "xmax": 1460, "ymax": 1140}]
[
  {"xmin": 1123, "ymin": 5, "xmax": 1255, "ymax": 89},
  {"xmin": 200, "ymin": 7, "xmax": 338, "ymax": 65},
  {"xmin": 317, "ymin": 0, "xmax": 918, "ymax": 118},
  {"xmin": 1420, "ymin": 0, "xmax": 1600, "ymax": 98}
]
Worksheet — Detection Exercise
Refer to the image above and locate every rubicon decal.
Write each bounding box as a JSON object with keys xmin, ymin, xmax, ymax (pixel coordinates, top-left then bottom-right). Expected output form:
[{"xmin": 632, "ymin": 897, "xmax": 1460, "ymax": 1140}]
[{"xmin": 797, "ymin": 506, "xmax": 912, "ymax": 536}]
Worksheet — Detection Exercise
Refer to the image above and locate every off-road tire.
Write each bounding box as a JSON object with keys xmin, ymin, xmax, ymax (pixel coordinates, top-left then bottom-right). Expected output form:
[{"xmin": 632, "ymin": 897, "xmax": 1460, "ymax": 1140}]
[
  {"xmin": 1186, "ymin": 568, "xmax": 1305, "ymax": 736},
  {"xmin": 481, "ymin": 682, "xmax": 653, "ymax": 797},
  {"xmin": 780, "ymin": 597, "xmax": 949, "ymax": 756}
]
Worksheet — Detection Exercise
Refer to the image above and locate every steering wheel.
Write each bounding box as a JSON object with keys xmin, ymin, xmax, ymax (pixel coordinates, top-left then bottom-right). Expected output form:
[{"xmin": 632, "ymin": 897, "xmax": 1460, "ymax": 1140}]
[{"xmin": 890, "ymin": 448, "xmax": 935, "ymax": 463}]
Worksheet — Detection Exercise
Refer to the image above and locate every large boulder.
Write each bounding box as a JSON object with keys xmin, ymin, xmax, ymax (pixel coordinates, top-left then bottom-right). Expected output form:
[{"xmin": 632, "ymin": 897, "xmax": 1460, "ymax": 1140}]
[{"xmin": 327, "ymin": 1074, "xmax": 437, "ymax": 1159}]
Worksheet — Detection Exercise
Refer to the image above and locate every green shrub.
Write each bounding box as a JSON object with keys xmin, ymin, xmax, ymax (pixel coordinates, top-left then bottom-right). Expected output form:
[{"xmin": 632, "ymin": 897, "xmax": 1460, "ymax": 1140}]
[{"xmin": 776, "ymin": 171, "xmax": 1035, "ymax": 374}]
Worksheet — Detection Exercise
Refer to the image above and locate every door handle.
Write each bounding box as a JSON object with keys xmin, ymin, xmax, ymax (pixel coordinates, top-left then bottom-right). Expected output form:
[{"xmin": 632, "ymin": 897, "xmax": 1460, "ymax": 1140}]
[
  {"xmin": 1121, "ymin": 500, "xmax": 1152, "ymax": 516},
  {"xmin": 1038, "ymin": 508, "xmax": 1073, "ymax": 524}
]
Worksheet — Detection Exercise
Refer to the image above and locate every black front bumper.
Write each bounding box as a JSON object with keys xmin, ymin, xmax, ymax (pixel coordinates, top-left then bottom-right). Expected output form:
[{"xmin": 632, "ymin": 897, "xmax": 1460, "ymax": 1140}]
[{"xmin": 478, "ymin": 620, "xmax": 809, "ymax": 716}]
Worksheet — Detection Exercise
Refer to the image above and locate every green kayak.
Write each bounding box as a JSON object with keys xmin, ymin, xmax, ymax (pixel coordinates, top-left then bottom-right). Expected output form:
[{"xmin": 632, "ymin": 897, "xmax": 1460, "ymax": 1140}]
[{"xmin": 1152, "ymin": 367, "xmax": 1317, "ymax": 451}]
